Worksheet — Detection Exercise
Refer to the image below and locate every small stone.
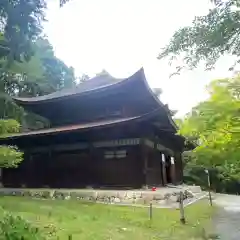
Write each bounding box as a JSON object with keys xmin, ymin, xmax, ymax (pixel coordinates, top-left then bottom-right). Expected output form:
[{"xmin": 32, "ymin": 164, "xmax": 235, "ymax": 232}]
[
  {"xmin": 117, "ymin": 191, "xmax": 127, "ymax": 200},
  {"xmin": 125, "ymin": 191, "xmax": 134, "ymax": 199},
  {"xmin": 42, "ymin": 191, "xmax": 50, "ymax": 198},
  {"xmin": 49, "ymin": 190, "xmax": 55, "ymax": 198},
  {"xmin": 114, "ymin": 197, "xmax": 121, "ymax": 203},
  {"xmin": 65, "ymin": 195, "xmax": 71, "ymax": 200},
  {"xmin": 184, "ymin": 190, "xmax": 194, "ymax": 198}
]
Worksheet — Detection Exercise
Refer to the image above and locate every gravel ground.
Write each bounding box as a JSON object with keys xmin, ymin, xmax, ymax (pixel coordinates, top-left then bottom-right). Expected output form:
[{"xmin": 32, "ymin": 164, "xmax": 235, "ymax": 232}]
[{"xmin": 212, "ymin": 194, "xmax": 240, "ymax": 240}]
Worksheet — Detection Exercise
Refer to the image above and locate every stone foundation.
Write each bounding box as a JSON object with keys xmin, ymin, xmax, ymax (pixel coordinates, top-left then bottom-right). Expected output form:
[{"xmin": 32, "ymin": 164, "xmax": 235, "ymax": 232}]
[{"xmin": 0, "ymin": 187, "xmax": 196, "ymax": 207}]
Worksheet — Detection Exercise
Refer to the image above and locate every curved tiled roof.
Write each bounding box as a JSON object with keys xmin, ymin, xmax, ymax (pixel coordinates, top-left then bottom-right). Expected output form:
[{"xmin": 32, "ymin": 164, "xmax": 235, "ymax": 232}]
[
  {"xmin": 13, "ymin": 69, "xmax": 136, "ymax": 103},
  {"xmin": 12, "ymin": 68, "xmax": 178, "ymax": 130}
]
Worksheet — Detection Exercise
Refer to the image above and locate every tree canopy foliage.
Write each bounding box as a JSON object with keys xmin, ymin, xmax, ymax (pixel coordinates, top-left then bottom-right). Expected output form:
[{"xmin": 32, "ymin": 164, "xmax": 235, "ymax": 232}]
[
  {"xmin": 0, "ymin": 0, "xmax": 76, "ymax": 168},
  {"xmin": 0, "ymin": 37, "xmax": 76, "ymax": 130},
  {"xmin": 159, "ymin": 0, "xmax": 240, "ymax": 192},
  {"xmin": 177, "ymin": 75, "xmax": 240, "ymax": 192},
  {"xmin": 0, "ymin": 0, "xmax": 46, "ymax": 64},
  {"xmin": 158, "ymin": 0, "xmax": 240, "ymax": 73}
]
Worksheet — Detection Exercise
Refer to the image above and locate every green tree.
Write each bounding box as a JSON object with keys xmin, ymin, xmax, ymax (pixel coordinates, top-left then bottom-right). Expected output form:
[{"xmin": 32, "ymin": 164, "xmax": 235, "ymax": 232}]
[
  {"xmin": 0, "ymin": 37, "xmax": 76, "ymax": 131},
  {"xmin": 158, "ymin": 0, "xmax": 240, "ymax": 73},
  {"xmin": 0, "ymin": 0, "xmax": 73, "ymax": 64},
  {"xmin": 15, "ymin": 37, "xmax": 76, "ymax": 97},
  {"xmin": 0, "ymin": 119, "xmax": 23, "ymax": 168},
  {"xmin": 0, "ymin": 0, "xmax": 46, "ymax": 63},
  {"xmin": 178, "ymin": 75, "xmax": 240, "ymax": 192},
  {"xmin": 0, "ymin": 0, "xmax": 77, "ymax": 170}
]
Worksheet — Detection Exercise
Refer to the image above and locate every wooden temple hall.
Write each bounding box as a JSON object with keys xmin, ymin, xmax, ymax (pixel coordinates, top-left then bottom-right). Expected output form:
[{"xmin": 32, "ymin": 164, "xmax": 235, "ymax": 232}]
[{"xmin": 0, "ymin": 68, "xmax": 191, "ymax": 189}]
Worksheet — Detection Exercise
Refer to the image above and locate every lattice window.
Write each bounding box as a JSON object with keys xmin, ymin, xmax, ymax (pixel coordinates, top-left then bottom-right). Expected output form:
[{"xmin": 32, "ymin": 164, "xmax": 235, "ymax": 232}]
[
  {"xmin": 104, "ymin": 150, "xmax": 127, "ymax": 159},
  {"xmin": 104, "ymin": 151, "xmax": 115, "ymax": 159},
  {"xmin": 115, "ymin": 150, "xmax": 127, "ymax": 158}
]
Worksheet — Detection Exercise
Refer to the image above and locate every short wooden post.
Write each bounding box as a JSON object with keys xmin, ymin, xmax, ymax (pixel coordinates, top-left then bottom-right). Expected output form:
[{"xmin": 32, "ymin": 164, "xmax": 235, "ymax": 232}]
[
  {"xmin": 149, "ymin": 202, "xmax": 153, "ymax": 220},
  {"xmin": 205, "ymin": 169, "xmax": 213, "ymax": 206},
  {"xmin": 179, "ymin": 191, "xmax": 186, "ymax": 224}
]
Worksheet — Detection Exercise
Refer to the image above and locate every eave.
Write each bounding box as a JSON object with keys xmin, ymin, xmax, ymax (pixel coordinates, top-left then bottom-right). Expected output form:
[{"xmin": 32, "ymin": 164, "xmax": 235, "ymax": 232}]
[{"xmin": 0, "ymin": 108, "xmax": 168, "ymax": 140}]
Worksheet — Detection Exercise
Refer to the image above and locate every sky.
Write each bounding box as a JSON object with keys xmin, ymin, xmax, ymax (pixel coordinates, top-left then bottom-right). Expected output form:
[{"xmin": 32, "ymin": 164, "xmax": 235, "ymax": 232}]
[{"xmin": 44, "ymin": 0, "xmax": 234, "ymax": 117}]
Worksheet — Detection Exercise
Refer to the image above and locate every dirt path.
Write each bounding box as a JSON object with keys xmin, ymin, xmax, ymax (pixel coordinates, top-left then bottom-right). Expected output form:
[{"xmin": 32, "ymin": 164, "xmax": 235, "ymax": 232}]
[{"xmin": 212, "ymin": 194, "xmax": 240, "ymax": 240}]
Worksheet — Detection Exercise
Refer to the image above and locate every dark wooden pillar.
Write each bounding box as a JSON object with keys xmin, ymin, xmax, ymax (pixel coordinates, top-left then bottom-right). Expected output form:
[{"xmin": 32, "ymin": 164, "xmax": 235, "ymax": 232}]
[
  {"xmin": 27, "ymin": 153, "xmax": 33, "ymax": 187},
  {"xmin": 141, "ymin": 144, "xmax": 149, "ymax": 188},
  {"xmin": 46, "ymin": 150, "xmax": 52, "ymax": 187},
  {"xmin": 89, "ymin": 144, "xmax": 97, "ymax": 187},
  {"xmin": 174, "ymin": 152, "xmax": 184, "ymax": 184}
]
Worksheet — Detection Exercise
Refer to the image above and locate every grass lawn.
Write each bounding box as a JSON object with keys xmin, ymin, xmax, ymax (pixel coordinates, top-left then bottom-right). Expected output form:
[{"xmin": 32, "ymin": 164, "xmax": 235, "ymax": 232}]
[{"xmin": 0, "ymin": 197, "xmax": 214, "ymax": 240}]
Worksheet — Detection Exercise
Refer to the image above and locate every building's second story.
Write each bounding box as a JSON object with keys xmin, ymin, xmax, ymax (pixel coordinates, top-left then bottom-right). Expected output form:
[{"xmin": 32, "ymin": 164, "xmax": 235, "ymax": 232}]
[{"xmin": 13, "ymin": 68, "xmax": 176, "ymax": 131}]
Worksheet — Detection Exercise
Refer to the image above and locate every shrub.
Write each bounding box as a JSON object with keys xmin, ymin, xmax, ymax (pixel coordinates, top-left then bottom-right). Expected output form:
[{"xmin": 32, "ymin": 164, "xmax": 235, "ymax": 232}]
[
  {"xmin": 0, "ymin": 145, "xmax": 23, "ymax": 168},
  {"xmin": 183, "ymin": 164, "xmax": 240, "ymax": 194},
  {"xmin": 0, "ymin": 213, "xmax": 45, "ymax": 240},
  {"xmin": 0, "ymin": 119, "xmax": 23, "ymax": 168}
]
